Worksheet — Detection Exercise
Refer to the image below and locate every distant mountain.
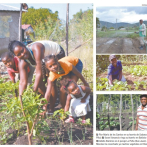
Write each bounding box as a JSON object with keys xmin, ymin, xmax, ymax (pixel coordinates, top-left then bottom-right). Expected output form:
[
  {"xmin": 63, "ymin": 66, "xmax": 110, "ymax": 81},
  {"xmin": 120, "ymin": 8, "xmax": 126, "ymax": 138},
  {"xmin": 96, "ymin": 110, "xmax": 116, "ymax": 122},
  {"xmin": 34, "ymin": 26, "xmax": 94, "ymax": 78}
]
[{"xmin": 99, "ymin": 21, "xmax": 147, "ymax": 29}]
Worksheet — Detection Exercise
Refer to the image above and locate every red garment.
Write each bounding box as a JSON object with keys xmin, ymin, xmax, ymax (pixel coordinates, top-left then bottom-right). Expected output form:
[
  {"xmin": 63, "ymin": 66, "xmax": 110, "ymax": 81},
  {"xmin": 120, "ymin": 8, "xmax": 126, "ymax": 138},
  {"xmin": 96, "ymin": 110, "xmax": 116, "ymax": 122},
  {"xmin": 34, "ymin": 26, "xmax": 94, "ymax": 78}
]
[{"xmin": 7, "ymin": 56, "xmax": 30, "ymax": 80}]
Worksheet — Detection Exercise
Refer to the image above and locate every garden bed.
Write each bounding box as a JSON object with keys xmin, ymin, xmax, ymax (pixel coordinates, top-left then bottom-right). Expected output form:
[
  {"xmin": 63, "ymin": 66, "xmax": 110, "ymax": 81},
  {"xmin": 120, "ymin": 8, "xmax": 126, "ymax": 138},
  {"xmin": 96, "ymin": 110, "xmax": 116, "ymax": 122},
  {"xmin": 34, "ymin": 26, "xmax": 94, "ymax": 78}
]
[{"xmin": 96, "ymin": 112, "xmax": 137, "ymax": 131}]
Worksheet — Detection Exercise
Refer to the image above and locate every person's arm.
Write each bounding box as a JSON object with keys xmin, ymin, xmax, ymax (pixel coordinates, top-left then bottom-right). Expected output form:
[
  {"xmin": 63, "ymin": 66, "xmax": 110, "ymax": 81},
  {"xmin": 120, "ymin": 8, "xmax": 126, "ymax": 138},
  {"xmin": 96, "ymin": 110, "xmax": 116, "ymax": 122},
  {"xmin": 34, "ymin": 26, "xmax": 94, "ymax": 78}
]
[
  {"xmin": 19, "ymin": 60, "xmax": 29, "ymax": 96},
  {"xmin": 80, "ymin": 86, "xmax": 91, "ymax": 103},
  {"xmin": 71, "ymin": 65, "xmax": 89, "ymax": 87},
  {"xmin": 135, "ymin": 116, "xmax": 139, "ymax": 130},
  {"xmin": 118, "ymin": 70, "xmax": 122, "ymax": 81},
  {"xmin": 11, "ymin": 77, "xmax": 18, "ymax": 97},
  {"xmin": 43, "ymin": 78, "xmax": 54, "ymax": 111},
  {"xmin": 64, "ymin": 94, "xmax": 72, "ymax": 112},
  {"xmin": 32, "ymin": 43, "xmax": 45, "ymax": 92}
]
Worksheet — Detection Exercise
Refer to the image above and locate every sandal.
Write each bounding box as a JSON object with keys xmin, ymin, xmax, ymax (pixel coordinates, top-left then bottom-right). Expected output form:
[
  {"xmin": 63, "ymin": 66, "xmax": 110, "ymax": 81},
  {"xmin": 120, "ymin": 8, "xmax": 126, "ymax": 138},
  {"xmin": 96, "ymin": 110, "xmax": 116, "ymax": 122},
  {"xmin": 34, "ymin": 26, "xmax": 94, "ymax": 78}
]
[
  {"xmin": 65, "ymin": 117, "xmax": 74, "ymax": 123},
  {"xmin": 82, "ymin": 120, "xmax": 86, "ymax": 124}
]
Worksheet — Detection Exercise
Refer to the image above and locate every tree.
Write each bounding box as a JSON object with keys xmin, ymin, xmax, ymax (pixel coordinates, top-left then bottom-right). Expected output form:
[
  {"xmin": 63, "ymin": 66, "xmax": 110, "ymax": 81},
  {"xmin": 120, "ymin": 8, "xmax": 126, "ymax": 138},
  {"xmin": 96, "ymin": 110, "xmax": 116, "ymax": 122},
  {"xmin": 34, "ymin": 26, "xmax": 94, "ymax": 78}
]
[
  {"xmin": 109, "ymin": 27, "xmax": 114, "ymax": 29},
  {"xmin": 22, "ymin": 8, "xmax": 58, "ymax": 28},
  {"xmin": 96, "ymin": 17, "xmax": 100, "ymax": 28},
  {"xmin": 119, "ymin": 94, "xmax": 122, "ymax": 131}
]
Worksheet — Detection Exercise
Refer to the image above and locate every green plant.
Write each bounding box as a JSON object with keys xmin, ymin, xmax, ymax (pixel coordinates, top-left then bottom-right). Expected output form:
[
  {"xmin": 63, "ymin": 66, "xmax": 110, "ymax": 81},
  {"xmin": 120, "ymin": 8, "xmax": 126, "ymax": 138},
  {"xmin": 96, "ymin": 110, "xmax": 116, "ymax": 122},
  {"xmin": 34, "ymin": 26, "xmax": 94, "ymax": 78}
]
[
  {"xmin": 76, "ymin": 118, "xmax": 92, "ymax": 126},
  {"xmin": 0, "ymin": 81, "xmax": 47, "ymax": 145},
  {"xmin": 53, "ymin": 109, "xmax": 70, "ymax": 123},
  {"xmin": 114, "ymin": 117, "xmax": 119, "ymax": 120},
  {"xmin": 110, "ymin": 117, "xmax": 114, "ymax": 121}
]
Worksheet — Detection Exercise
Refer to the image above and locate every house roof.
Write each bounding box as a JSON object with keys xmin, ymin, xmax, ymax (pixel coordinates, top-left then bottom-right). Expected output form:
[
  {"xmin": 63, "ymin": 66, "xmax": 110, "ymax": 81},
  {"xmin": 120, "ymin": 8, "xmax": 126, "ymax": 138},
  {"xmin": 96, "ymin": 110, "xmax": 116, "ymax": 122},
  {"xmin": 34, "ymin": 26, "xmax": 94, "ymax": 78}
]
[
  {"xmin": 0, "ymin": 4, "xmax": 27, "ymax": 12},
  {"xmin": 22, "ymin": 24, "xmax": 32, "ymax": 30}
]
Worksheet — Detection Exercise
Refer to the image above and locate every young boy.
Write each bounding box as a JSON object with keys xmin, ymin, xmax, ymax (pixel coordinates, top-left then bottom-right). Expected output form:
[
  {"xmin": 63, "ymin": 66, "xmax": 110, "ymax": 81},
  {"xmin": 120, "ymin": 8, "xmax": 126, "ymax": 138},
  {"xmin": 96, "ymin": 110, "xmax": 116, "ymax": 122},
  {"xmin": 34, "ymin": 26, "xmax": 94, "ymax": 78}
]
[
  {"xmin": 107, "ymin": 54, "xmax": 126, "ymax": 85},
  {"xmin": 1, "ymin": 52, "xmax": 30, "ymax": 96},
  {"xmin": 1, "ymin": 52, "xmax": 30, "ymax": 83}
]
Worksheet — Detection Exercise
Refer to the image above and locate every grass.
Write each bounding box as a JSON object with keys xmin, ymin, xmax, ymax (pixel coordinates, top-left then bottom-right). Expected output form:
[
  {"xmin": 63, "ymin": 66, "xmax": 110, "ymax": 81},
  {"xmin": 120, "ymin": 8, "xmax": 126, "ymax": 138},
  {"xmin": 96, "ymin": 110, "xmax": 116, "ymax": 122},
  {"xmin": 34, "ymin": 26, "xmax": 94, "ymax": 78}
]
[{"xmin": 96, "ymin": 29, "xmax": 143, "ymax": 38}]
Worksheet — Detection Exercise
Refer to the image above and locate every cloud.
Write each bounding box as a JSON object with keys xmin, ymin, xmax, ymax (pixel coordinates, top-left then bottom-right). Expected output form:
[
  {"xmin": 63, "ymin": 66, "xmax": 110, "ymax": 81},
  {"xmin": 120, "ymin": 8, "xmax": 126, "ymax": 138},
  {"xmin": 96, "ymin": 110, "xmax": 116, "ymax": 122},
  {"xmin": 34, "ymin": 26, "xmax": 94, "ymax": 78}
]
[{"xmin": 96, "ymin": 6, "xmax": 147, "ymax": 23}]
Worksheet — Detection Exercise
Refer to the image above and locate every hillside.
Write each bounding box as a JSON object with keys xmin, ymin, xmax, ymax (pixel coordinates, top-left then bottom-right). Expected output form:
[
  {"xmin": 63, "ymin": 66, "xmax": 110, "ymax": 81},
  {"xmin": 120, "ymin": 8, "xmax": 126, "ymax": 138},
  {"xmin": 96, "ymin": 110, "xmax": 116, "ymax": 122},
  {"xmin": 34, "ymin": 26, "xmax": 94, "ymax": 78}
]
[{"xmin": 99, "ymin": 20, "xmax": 147, "ymax": 29}]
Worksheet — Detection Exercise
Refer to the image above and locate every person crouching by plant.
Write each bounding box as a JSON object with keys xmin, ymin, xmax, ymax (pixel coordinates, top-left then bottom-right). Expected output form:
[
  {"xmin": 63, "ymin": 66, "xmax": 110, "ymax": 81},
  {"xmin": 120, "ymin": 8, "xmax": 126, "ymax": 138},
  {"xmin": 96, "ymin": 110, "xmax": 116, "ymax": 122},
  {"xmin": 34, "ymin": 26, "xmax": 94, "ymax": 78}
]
[
  {"xmin": 107, "ymin": 54, "xmax": 126, "ymax": 86},
  {"xmin": 60, "ymin": 78, "xmax": 91, "ymax": 123},
  {"xmin": 43, "ymin": 55, "xmax": 89, "ymax": 114},
  {"xmin": 1, "ymin": 52, "xmax": 30, "ymax": 96}
]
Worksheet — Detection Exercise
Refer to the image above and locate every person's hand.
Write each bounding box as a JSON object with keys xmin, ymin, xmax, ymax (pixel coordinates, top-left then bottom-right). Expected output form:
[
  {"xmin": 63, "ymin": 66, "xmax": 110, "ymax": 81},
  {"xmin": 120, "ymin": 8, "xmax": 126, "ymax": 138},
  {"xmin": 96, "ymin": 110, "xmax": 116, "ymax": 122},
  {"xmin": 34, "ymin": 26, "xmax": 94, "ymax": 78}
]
[{"xmin": 81, "ymin": 98, "xmax": 86, "ymax": 103}]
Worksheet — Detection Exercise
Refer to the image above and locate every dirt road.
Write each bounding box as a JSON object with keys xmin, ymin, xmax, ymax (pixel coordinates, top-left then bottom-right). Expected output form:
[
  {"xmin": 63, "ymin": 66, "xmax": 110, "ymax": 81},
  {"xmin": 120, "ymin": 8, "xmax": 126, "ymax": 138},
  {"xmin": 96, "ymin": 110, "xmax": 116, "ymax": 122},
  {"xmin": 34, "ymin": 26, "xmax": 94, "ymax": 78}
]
[{"xmin": 96, "ymin": 37, "xmax": 146, "ymax": 54}]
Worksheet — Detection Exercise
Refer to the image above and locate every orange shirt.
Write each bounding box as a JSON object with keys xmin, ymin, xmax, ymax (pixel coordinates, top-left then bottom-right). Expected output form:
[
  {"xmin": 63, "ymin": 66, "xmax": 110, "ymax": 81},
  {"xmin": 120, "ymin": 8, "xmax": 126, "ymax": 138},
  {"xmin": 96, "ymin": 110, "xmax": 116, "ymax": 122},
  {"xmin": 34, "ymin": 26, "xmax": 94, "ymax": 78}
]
[{"xmin": 49, "ymin": 56, "xmax": 79, "ymax": 81}]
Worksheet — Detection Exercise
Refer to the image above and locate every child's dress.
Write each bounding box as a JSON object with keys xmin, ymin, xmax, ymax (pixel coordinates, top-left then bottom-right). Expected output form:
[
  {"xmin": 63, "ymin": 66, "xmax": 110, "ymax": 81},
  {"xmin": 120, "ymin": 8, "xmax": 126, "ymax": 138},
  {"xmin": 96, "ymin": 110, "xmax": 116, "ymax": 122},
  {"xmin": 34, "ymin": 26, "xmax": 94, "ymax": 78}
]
[{"xmin": 69, "ymin": 85, "xmax": 91, "ymax": 117}]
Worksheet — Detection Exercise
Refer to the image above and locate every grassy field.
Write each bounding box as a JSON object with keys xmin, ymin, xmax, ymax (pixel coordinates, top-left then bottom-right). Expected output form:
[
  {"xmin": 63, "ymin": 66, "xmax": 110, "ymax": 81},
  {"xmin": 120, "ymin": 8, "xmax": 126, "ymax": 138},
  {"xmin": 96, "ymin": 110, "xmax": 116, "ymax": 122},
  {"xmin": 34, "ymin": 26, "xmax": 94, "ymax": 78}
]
[{"xmin": 96, "ymin": 29, "xmax": 141, "ymax": 38}]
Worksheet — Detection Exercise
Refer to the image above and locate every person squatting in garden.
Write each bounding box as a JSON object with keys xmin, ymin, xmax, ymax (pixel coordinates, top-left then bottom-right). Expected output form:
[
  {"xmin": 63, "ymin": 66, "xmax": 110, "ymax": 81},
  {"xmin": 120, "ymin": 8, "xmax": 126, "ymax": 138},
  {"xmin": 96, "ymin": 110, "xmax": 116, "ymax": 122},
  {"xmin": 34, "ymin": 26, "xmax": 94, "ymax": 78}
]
[
  {"xmin": 134, "ymin": 19, "xmax": 146, "ymax": 50},
  {"xmin": 44, "ymin": 55, "xmax": 89, "ymax": 114},
  {"xmin": 135, "ymin": 94, "xmax": 147, "ymax": 131},
  {"xmin": 8, "ymin": 40, "xmax": 65, "ymax": 114},
  {"xmin": 1, "ymin": 52, "xmax": 30, "ymax": 96},
  {"xmin": 107, "ymin": 54, "xmax": 126, "ymax": 86},
  {"xmin": 60, "ymin": 78, "xmax": 91, "ymax": 123}
]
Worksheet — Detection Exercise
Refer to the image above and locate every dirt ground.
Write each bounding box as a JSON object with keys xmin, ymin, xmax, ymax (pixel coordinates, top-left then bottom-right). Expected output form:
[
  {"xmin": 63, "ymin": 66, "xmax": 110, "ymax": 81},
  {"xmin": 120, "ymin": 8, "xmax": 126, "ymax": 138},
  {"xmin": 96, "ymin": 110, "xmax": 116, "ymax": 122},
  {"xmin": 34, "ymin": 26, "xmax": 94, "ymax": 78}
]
[
  {"xmin": 4, "ymin": 96, "xmax": 93, "ymax": 145},
  {"xmin": 96, "ymin": 112, "xmax": 137, "ymax": 131},
  {"xmin": 96, "ymin": 38, "xmax": 146, "ymax": 54}
]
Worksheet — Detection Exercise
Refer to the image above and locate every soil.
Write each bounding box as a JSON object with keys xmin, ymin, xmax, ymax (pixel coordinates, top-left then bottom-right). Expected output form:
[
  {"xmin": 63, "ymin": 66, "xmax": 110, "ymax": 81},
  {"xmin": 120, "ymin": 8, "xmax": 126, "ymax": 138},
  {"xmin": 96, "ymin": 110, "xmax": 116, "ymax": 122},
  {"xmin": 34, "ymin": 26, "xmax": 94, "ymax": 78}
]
[
  {"xmin": 4, "ymin": 95, "xmax": 93, "ymax": 145},
  {"xmin": 0, "ymin": 61, "xmax": 93, "ymax": 145},
  {"xmin": 96, "ymin": 112, "xmax": 137, "ymax": 131},
  {"xmin": 96, "ymin": 38, "xmax": 146, "ymax": 54}
]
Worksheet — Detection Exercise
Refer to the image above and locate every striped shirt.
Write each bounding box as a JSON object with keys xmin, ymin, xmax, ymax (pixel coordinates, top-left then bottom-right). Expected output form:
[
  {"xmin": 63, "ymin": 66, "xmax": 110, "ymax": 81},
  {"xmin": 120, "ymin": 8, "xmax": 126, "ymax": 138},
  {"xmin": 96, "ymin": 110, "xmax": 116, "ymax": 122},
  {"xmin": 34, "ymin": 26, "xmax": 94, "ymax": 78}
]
[{"xmin": 137, "ymin": 105, "xmax": 147, "ymax": 130}]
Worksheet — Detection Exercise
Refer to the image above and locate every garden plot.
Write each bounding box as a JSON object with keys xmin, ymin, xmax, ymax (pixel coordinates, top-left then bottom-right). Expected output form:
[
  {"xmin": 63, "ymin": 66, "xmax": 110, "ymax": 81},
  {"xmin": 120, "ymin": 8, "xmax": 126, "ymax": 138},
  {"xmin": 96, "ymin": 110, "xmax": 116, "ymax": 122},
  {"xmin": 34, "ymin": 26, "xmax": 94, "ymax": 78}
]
[
  {"xmin": 96, "ymin": 38, "xmax": 146, "ymax": 54},
  {"xmin": 0, "ymin": 78, "xmax": 93, "ymax": 145},
  {"xmin": 96, "ymin": 62, "xmax": 147, "ymax": 91},
  {"xmin": 96, "ymin": 94, "xmax": 140, "ymax": 131},
  {"xmin": 96, "ymin": 112, "xmax": 136, "ymax": 131}
]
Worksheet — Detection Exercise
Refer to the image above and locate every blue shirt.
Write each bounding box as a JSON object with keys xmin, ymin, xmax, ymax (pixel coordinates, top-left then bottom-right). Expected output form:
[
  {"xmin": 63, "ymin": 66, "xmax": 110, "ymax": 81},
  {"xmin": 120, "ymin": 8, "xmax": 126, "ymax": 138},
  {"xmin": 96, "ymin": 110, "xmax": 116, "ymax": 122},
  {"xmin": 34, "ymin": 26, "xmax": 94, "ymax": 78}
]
[{"xmin": 108, "ymin": 60, "xmax": 122, "ymax": 78}]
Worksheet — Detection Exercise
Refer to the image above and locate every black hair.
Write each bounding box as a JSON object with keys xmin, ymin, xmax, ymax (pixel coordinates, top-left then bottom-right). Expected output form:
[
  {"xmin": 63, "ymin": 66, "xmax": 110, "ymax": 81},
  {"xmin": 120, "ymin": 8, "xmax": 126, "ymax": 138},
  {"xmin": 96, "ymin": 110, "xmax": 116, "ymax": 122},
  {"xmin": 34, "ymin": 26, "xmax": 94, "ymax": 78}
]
[
  {"xmin": 44, "ymin": 54, "xmax": 58, "ymax": 63},
  {"xmin": 140, "ymin": 94, "xmax": 147, "ymax": 99},
  {"xmin": 1, "ymin": 52, "xmax": 14, "ymax": 60},
  {"xmin": 8, "ymin": 40, "xmax": 26, "ymax": 54},
  {"xmin": 42, "ymin": 55, "xmax": 59, "ymax": 82},
  {"xmin": 60, "ymin": 78, "xmax": 75, "ymax": 94}
]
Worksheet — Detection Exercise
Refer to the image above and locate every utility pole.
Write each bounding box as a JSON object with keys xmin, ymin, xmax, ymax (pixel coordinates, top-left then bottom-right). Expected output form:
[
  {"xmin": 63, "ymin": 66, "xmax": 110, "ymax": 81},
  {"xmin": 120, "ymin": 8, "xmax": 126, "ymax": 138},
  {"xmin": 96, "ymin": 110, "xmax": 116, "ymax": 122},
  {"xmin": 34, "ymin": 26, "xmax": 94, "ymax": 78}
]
[
  {"xmin": 66, "ymin": 3, "xmax": 69, "ymax": 56},
  {"xmin": 116, "ymin": 18, "xmax": 117, "ymax": 36},
  {"xmin": 19, "ymin": 3, "xmax": 22, "ymax": 42}
]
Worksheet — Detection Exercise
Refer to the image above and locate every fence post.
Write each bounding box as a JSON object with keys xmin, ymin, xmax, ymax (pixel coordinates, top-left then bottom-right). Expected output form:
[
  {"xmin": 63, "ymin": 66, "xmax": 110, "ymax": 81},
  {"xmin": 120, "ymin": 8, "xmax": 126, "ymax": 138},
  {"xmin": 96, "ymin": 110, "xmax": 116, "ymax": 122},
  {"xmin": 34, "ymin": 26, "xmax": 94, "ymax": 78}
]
[{"xmin": 66, "ymin": 3, "xmax": 69, "ymax": 56}]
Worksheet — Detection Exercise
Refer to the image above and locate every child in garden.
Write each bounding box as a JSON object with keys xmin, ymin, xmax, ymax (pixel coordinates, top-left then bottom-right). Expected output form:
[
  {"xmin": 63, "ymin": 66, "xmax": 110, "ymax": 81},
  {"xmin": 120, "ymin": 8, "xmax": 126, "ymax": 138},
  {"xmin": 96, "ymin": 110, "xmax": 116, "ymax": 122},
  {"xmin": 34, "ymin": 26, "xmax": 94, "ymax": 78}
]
[
  {"xmin": 1, "ymin": 52, "xmax": 30, "ymax": 83},
  {"xmin": 43, "ymin": 55, "xmax": 89, "ymax": 114},
  {"xmin": 107, "ymin": 54, "xmax": 126, "ymax": 86},
  {"xmin": 60, "ymin": 78, "xmax": 91, "ymax": 123}
]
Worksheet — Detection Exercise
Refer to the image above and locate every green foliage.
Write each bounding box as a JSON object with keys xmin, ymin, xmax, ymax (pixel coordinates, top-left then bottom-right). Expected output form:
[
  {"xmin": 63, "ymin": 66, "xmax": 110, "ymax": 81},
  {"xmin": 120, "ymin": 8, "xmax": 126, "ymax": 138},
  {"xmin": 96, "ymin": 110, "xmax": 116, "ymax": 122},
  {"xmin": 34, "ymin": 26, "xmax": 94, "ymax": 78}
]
[
  {"xmin": 134, "ymin": 81, "xmax": 147, "ymax": 90},
  {"xmin": 69, "ymin": 9, "xmax": 93, "ymax": 41},
  {"xmin": 110, "ymin": 117, "xmax": 114, "ymax": 121},
  {"xmin": 0, "ymin": 81, "xmax": 47, "ymax": 144},
  {"xmin": 123, "ymin": 65, "xmax": 147, "ymax": 76},
  {"xmin": 96, "ymin": 113, "xmax": 100, "ymax": 119},
  {"xmin": 53, "ymin": 109, "xmax": 70, "ymax": 122},
  {"xmin": 76, "ymin": 118, "xmax": 92, "ymax": 126},
  {"xmin": 96, "ymin": 78, "xmax": 131, "ymax": 91},
  {"xmin": 22, "ymin": 8, "xmax": 58, "ymax": 28}
]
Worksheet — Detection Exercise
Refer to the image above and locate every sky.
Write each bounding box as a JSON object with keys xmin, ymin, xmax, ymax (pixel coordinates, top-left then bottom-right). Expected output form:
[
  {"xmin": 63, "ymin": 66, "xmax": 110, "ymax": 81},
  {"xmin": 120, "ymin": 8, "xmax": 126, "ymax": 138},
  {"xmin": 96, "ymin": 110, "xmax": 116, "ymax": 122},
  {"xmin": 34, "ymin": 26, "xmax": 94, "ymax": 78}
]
[
  {"xmin": 2, "ymin": 3, "xmax": 93, "ymax": 21},
  {"xmin": 96, "ymin": 6, "xmax": 147, "ymax": 24}
]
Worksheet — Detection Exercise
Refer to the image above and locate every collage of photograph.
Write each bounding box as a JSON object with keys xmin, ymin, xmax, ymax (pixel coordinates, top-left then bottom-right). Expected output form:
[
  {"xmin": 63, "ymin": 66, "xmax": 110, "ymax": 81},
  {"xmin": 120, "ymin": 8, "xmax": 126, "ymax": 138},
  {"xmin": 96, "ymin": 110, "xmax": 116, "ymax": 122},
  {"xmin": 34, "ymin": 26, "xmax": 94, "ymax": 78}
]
[
  {"xmin": 0, "ymin": 0, "xmax": 147, "ymax": 146},
  {"xmin": 96, "ymin": 3, "xmax": 147, "ymax": 143}
]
